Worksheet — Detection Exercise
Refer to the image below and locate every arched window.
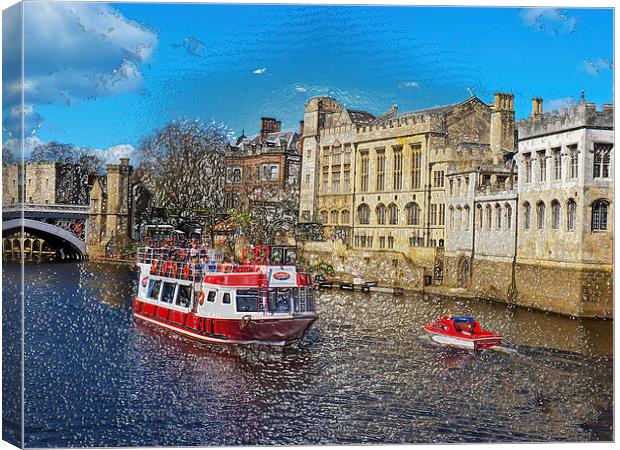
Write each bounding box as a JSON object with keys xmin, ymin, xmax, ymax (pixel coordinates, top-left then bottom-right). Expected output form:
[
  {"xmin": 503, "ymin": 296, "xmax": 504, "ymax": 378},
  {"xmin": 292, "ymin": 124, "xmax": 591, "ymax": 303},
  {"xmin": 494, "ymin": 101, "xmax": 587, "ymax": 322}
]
[
  {"xmin": 464, "ymin": 206, "xmax": 470, "ymax": 231},
  {"xmin": 341, "ymin": 209, "xmax": 350, "ymax": 224},
  {"xmin": 592, "ymin": 199, "xmax": 610, "ymax": 231},
  {"xmin": 567, "ymin": 199, "xmax": 576, "ymax": 231},
  {"xmin": 357, "ymin": 204, "xmax": 371, "ymax": 225},
  {"xmin": 376, "ymin": 203, "xmax": 387, "ymax": 225},
  {"xmin": 331, "ymin": 210, "xmax": 339, "ymax": 224},
  {"xmin": 536, "ymin": 201, "xmax": 546, "ymax": 230},
  {"xmin": 388, "ymin": 203, "xmax": 399, "ymax": 225},
  {"xmin": 524, "ymin": 202, "xmax": 531, "ymax": 229},
  {"xmin": 551, "ymin": 200, "xmax": 560, "ymax": 229},
  {"xmin": 449, "ymin": 207, "xmax": 455, "ymax": 230},
  {"xmin": 405, "ymin": 202, "xmax": 420, "ymax": 225},
  {"xmin": 485, "ymin": 204, "xmax": 492, "ymax": 229},
  {"xmin": 495, "ymin": 204, "xmax": 501, "ymax": 229},
  {"xmin": 319, "ymin": 210, "xmax": 328, "ymax": 224},
  {"xmin": 505, "ymin": 204, "xmax": 512, "ymax": 229},
  {"xmin": 477, "ymin": 204, "xmax": 483, "ymax": 229}
]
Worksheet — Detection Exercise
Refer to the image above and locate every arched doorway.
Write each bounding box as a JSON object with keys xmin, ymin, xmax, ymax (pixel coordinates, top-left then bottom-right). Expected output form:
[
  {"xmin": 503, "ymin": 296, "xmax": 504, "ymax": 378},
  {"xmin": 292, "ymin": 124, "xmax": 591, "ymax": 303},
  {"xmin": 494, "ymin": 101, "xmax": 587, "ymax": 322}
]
[{"xmin": 458, "ymin": 257, "xmax": 470, "ymax": 288}]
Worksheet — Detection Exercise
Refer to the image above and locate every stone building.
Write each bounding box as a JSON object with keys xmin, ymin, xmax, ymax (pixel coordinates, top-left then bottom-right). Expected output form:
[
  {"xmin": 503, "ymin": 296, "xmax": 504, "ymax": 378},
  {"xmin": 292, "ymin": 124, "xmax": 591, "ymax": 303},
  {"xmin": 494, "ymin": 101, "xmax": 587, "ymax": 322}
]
[
  {"xmin": 224, "ymin": 117, "xmax": 302, "ymax": 244},
  {"xmin": 87, "ymin": 158, "xmax": 134, "ymax": 258},
  {"xmin": 2, "ymin": 163, "xmax": 19, "ymax": 205},
  {"xmin": 2, "ymin": 161, "xmax": 90, "ymax": 205},
  {"xmin": 515, "ymin": 97, "xmax": 613, "ymax": 316},
  {"xmin": 298, "ymin": 94, "xmax": 515, "ymax": 284},
  {"xmin": 442, "ymin": 96, "xmax": 613, "ymax": 317}
]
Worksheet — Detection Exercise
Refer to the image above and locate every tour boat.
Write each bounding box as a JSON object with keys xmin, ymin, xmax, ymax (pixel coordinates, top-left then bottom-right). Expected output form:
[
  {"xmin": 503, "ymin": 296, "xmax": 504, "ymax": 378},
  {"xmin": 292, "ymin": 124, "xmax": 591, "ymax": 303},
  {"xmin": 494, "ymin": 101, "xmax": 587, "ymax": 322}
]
[
  {"xmin": 133, "ymin": 245, "xmax": 317, "ymax": 347},
  {"xmin": 423, "ymin": 316, "xmax": 503, "ymax": 351}
]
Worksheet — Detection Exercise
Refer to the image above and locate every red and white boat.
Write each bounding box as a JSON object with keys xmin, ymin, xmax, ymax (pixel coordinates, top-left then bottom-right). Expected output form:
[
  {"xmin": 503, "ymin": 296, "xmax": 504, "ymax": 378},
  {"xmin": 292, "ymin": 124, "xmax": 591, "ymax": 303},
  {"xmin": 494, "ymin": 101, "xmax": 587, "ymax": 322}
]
[
  {"xmin": 423, "ymin": 316, "xmax": 503, "ymax": 351},
  {"xmin": 133, "ymin": 245, "xmax": 317, "ymax": 347}
]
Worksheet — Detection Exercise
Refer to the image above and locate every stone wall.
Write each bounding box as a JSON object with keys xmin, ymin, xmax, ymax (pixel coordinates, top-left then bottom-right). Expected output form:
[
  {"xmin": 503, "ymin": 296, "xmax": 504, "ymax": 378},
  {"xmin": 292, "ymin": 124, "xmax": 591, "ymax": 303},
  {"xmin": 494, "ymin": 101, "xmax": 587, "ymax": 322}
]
[{"xmin": 302, "ymin": 241, "xmax": 435, "ymax": 289}]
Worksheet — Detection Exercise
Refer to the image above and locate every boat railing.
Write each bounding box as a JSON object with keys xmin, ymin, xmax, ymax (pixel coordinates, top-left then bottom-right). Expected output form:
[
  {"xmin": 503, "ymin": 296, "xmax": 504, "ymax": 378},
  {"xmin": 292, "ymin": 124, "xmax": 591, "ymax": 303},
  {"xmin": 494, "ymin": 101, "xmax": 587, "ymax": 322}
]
[{"xmin": 137, "ymin": 247, "xmax": 224, "ymax": 265}]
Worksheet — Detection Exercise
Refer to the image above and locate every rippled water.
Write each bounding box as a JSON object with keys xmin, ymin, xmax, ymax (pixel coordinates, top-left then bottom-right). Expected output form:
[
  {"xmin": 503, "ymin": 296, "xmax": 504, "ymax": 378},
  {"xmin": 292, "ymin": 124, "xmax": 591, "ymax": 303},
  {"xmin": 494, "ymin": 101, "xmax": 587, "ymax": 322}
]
[{"xmin": 2, "ymin": 262, "xmax": 613, "ymax": 446}]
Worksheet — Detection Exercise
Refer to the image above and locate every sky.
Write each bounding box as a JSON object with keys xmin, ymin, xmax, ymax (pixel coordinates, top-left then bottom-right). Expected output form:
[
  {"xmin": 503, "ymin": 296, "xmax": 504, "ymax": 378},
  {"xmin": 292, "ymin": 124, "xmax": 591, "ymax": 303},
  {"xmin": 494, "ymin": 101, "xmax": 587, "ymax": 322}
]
[{"xmin": 2, "ymin": 2, "xmax": 614, "ymax": 160}]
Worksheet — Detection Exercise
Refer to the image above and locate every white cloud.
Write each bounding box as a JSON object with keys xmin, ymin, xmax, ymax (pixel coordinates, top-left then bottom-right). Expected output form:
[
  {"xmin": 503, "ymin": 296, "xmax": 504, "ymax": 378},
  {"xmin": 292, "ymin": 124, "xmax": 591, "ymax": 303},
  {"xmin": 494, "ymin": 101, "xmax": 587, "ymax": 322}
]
[
  {"xmin": 293, "ymin": 84, "xmax": 308, "ymax": 93},
  {"xmin": 582, "ymin": 58, "xmax": 614, "ymax": 76},
  {"xmin": 99, "ymin": 144, "xmax": 137, "ymax": 164},
  {"xmin": 2, "ymin": 136, "xmax": 45, "ymax": 159},
  {"xmin": 399, "ymin": 81, "xmax": 419, "ymax": 88},
  {"xmin": 2, "ymin": 3, "xmax": 157, "ymax": 136},
  {"xmin": 253, "ymin": 68, "xmax": 268, "ymax": 74},
  {"xmin": 519, "ymin": 8, "xmax": 578, "ymax": 35}
]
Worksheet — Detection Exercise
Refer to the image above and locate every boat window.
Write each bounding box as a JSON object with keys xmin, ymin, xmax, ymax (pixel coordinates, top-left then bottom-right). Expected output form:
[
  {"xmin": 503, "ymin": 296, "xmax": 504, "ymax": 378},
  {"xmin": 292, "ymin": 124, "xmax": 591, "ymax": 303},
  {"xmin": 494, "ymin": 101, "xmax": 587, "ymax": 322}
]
[
  {"xmin": 271, "ymin": 247, "xmax": 284, "ymax": 265},
  {"xmin": 268, "ymin": 288, "xmax": 291, "ymax": 313},
  {"xmin": 207, "ymin": 290, "xmax": 216, "ymax": 302},
  {"xmin": 176, "ymin": 285, "xmax": 192, "ymax": 308},
  {"xmin": 146, "ymin": 280, "xmax": 162, "ymax": 301},
  {"xmin": 222, "ymin": 293, "xmax": 231, "ymax": 304},
  {"xmin": 306, "ymin": 288, "xmax": 315, "ymax": 312},
  {"xmin": 161, "ymin": 282, "xmax": 176, "ymax": 303},
  {"xmin": 236, "ymin": 289, "xmax": 260, "ymax": 312}
]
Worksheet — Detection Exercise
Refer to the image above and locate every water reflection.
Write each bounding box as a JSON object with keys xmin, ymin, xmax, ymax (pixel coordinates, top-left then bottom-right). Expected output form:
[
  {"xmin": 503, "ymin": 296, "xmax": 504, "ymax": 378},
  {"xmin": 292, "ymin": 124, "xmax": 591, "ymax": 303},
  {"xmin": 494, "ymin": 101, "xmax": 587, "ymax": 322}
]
[{"xmin": 1, "ymin": 262, "xmax": 612, "ymax": 446}]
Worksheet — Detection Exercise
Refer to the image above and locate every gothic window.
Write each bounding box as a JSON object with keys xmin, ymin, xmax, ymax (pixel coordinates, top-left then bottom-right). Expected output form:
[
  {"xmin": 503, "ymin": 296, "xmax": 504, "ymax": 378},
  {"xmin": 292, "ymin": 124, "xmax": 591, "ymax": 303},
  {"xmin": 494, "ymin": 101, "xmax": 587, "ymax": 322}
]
[
  {"xmin": 505, "ymin": 203, "xmax": 512, "ymax": 229},
  {"xmin": 569, "ymin": 144, "xmax": 578, "ymax": 179},
  {"xmin": 485, "ymin": 205, "xmax": 492, "ymax": 229},
  {"xmin": 330, "ymin": 210, "xmax": 339, "ymax": 224},
  {"xmin": 393, "ymin": 147, "xmax": 403, "ymax": 190},
  {"xmin": 591, "ymin": 199, "xmax": 610, "ymax": 231},
  {"xmin": 376, "ymin": 149, "xmax": 385, "ymax": 191},
  {"xmin": 430, "ymin": 204, "xmax": 438, "ymax": 226},
  {"xmin": 536, "ymin": 201, "xmax": 546, "ymax": 230},
  {"xmin": 476, "ymin": 204, "xmax": 483, "ymax": 229},
  {"xmin": 551, "ymin": 200, "xmax": 560, "ymax": 229},
  {"xmin": 331, "ymin": 170, "xmax": 341, "ymax": 193},
  {"xmin": 537, "ymin": 150, "xmax": 546, "ymax": 182},
  {"xmin": 456, "ymin": 206, "xmax": 462, "ymax": 230},
  {"xmin": 524, "ymin": 202, "xmax": 531, "ymax": 229},
  {"xmin": 357, "ymin": 204, "xmax": 371, "ymax": 225},
  {"xmin": 567, "ymin": 199, "xmax": 576, "ymax": 231},
  {"xmin": 552, "ymin": 147, "xmax": 562, "ymax": 180},
  {"xmin": 438, "ymin": 204, "xmax": 445, "ymax": 226},
  {"xmin": 410, "ymin": 144, "xmax": 422, "ymax": 189},
  {"xmin": 495, "ymin": 204, "xmax": 502, "ymax": 229},
  {"xmin": 464, "ymin": 206, "xmax": 470, "ymax": 231},
  {"xmin": 523, "ymin": 153, "xmax": 532, "ymax": 183},
  {"xmin": 388, "ymin": 203, "xmax": 399, "ymax": 225},
  {"xmin": 376, "ymin": 203, "xmax": 387, "ymax": 225},
  {"xmin": 319, "ymin": 210, "xmax": 328, "ymax": 224},
  {"xmin": 593, "ymin": 143, "xmax": 612, "ymax": 179},
  {"xmin": 405, "ymin": 202, "xmax": 420, "ymax": 225},
  {"xmin": 433, "ymin": 170, "xmax": 445, "ymax": 188},
  {"xmin": 360, "ymin": 151, "xmax": 369, "ymax": 192},
  {"xmin": 341, "ymin": 209, "xmax": 350, "ymax": 224}
]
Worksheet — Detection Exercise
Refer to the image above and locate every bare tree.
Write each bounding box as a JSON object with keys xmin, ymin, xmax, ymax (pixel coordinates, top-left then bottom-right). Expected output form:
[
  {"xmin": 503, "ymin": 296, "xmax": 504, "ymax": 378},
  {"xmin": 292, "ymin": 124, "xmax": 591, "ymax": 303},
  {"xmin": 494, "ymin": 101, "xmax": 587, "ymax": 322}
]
[
  {"xmin": 30, "ymin": 141, "xmax": 105, "ymax": 174},
  {"xmin": 136, "ymin": 119, "xmax": 229, "ymax": 246}
]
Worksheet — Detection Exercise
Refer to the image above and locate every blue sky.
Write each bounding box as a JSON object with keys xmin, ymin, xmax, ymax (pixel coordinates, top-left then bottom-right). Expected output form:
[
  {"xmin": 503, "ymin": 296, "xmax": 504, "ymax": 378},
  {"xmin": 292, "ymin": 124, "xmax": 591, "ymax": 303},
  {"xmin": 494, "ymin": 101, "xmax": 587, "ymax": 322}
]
[{"xmin": 2, "ymin": 3, "xmax": 614, "ymax": 156}]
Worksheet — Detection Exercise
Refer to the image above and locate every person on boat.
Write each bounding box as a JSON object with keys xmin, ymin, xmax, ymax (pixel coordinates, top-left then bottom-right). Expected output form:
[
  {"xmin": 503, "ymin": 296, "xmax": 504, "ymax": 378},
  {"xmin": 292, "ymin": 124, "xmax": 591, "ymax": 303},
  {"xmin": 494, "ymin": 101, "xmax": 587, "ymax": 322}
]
[{"xmin": 275, "ymin": 291, "xmax": 290, "ymax": 312}]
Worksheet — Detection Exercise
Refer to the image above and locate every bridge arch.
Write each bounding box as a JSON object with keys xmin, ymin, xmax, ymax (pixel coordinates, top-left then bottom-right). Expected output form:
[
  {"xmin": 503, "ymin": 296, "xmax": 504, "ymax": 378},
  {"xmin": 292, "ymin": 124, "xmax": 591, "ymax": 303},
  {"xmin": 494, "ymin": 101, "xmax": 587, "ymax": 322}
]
[{"xmin": 3, "ymin": 218, "xmax": 87, "ymax": 258}]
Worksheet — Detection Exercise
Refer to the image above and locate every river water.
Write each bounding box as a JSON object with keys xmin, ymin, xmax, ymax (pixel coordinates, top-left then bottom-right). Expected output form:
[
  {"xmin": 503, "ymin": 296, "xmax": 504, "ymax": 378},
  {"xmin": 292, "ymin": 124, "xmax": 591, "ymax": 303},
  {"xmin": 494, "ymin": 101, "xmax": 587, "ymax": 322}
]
[{"xmin": 2, "ymin": 262, "xmax": 613, "ymax": 446}]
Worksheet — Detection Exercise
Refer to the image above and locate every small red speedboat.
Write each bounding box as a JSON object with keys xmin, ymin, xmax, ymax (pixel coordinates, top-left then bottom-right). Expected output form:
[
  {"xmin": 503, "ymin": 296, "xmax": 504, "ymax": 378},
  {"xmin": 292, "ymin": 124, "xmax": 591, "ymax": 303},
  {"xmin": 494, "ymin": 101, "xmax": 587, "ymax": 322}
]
[{"xmin": 424, "ymin": 316, "xmax": 503, "ymax": 351}]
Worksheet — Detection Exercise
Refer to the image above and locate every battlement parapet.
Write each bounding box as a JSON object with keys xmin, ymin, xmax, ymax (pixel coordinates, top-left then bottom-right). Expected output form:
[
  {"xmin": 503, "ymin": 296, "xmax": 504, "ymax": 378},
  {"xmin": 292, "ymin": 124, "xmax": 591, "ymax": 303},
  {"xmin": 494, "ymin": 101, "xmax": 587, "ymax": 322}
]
[{"xmin": 518, "ymin": 102, "xmax": 613, "ymax": 140}]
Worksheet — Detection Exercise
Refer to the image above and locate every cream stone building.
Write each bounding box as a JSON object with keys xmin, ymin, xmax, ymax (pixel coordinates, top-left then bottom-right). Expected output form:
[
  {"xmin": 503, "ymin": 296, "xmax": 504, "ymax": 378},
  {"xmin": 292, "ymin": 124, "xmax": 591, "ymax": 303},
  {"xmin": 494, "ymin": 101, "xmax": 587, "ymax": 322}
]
[
  {"xmin": 299, "ymin": 93, "xmax": 515, "ymax": 283},
  {"xmin": 2, "ymin": 161, "xmax": 90, "ymax": 206}
]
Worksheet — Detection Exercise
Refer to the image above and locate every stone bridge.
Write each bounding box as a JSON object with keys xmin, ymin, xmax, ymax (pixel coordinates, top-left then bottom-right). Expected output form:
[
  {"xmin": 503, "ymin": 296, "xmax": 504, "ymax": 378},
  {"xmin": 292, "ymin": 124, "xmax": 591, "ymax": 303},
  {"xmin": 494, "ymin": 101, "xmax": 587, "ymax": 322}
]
[{"xmin": 2, "ymin": 203, "xmax": 89, "ymax": 259}]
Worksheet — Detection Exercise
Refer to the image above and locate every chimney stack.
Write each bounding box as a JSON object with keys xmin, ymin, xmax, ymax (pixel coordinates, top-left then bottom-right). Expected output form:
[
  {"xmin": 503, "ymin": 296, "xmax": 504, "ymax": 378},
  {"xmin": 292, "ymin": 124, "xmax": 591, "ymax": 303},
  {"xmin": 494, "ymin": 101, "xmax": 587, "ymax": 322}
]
[
  {"xmin": 531, "ymin": 97, "xmax": 543, "ymax": 117},
  {"xmin": 260, "ymin": 117, "xmax": 281, "ymax": 141}
]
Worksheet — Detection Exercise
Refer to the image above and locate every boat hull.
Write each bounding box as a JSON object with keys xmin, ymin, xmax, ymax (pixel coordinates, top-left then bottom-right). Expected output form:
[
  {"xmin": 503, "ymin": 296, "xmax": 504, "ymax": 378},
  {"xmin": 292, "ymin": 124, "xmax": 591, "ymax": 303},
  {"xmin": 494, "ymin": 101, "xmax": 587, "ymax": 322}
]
[
  {"xmin": 425, "ymin": 330, "xmax": 503, "ymax": 351},
  {"xmin": 134, "ymin": 298, "xmax": 316, "ymax": 347}
]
